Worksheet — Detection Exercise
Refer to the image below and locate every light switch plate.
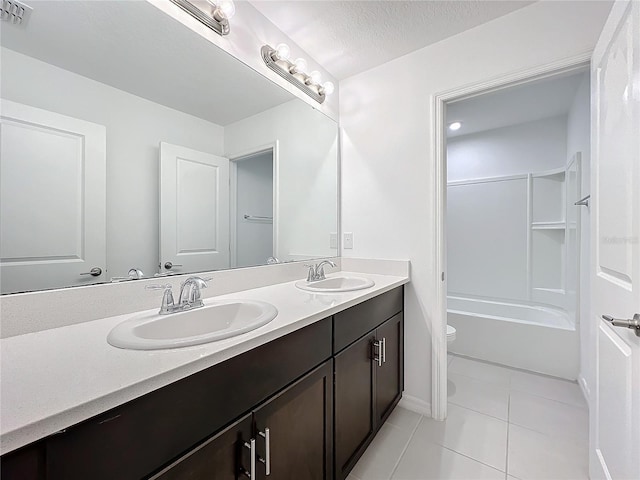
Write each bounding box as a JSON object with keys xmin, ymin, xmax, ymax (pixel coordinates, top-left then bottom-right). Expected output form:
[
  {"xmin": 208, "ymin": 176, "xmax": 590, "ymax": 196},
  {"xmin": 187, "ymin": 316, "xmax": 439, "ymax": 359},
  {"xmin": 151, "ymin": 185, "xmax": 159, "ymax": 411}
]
[
  {"xmin": 330, "ymin": 232, "xmax": 337, "ymax": 249},
  {"xmin": 344, "ymin": 232, "xmax": 354, "ymax": 249}
]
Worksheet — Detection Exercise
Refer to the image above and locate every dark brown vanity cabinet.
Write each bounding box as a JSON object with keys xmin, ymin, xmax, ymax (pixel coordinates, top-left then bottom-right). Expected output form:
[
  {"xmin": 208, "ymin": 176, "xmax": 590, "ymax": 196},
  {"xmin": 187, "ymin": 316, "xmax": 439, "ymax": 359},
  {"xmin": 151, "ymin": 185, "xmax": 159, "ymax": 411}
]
[
  {"xmin": 333, "ymin": 289, "xmax": 404, "ymax": 480},
  {"xmin": 153, "ymin": 361, "xmax": 333, "ymax": 480},
  {"xmin": 1, "ymin": 286, "xmax": 404, "ymax": 480}
]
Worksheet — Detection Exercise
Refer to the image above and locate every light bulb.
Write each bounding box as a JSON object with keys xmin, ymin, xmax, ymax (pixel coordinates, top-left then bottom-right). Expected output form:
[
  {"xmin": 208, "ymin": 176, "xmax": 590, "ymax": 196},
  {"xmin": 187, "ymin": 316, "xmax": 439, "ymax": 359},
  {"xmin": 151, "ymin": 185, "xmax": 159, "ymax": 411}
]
[
  {"xmin": 292, "ymin": 58, "xmax": 307, "ymax": 74},
  {"xmin": 308, "ymin": 71, "xmax": 322, "ymax": 85},
  {"xmin": 216, "ymin": 0, "xmax": 235, "ymax": 19},
  {"xmin": 322, "ymin": 81, "xmax": 335, "ymax": 95},
  {"xmin": 275, "ymin": 43, "xmax": 291, "ymax": 61},
  {"xmin": 448, "ymin": 121, "xmax": 462, "ymax": 131}
]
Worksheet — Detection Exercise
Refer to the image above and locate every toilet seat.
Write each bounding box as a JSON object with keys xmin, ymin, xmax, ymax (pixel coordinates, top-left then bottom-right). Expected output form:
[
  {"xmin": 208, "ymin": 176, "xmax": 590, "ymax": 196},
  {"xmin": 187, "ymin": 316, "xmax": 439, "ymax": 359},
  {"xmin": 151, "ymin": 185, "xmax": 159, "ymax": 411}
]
[{"xmin": 447, "ymin": 324, "xmax": 456, "ymax": 343}]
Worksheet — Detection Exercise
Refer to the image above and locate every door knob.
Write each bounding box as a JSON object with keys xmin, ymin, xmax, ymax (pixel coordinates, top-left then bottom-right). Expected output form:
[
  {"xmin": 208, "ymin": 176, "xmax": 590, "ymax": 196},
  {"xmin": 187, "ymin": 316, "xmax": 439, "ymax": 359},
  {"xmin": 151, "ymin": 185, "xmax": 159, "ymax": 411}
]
[
  {"xmin": 80, "ymin": 267, "xmax": 102, "ymax": 277},
  {"xmin": 602, "ymin": 314, "xmax": 640, "ymax": 337},
  {"xmin": 164, "ymin": 262, "xmax": 182, "ymax": 270}
]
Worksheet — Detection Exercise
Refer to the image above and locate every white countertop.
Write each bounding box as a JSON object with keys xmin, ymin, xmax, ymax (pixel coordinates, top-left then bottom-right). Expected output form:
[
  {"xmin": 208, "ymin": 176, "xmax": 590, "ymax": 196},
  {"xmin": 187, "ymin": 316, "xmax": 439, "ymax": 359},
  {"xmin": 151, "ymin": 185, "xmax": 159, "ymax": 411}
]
[{"xmin": 0, "ymin": 271, "xmax": 408, "ymax": 455}]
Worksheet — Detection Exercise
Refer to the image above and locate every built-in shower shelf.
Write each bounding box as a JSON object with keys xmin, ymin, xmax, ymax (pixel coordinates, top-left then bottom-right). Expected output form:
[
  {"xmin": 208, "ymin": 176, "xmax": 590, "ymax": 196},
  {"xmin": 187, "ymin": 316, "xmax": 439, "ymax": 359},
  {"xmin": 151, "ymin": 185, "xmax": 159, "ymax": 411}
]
[{"xmin": 531, "ymin": 221, "xmax": 566, "ymax": 230}]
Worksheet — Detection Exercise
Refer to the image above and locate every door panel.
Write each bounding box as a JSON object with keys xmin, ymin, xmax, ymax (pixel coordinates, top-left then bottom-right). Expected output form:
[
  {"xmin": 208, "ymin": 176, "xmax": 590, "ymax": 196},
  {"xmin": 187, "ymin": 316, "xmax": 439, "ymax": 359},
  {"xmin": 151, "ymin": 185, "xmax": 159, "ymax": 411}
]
[
  {"xmin": 590, "ymin": 2, "xmax": 640, "ymax": 479},
  {"xmin": 334, "ymin": 333, "xmax": 375, "ymax": 479},
  {"xmin": 159, "ymin": 142, "xmax": 229, "ymax": 273},
  {"xmin": 0, "ymin": 100, "xmax": 106, "ymax": 293},
  {"xmin": 253, "ymin": 361, "xmax": 332, "ymax": 480},
  {"xmin": 376, "ymin": 313, "xmax": 403, "ymax": 424},
  {"xmin": 150, "ymin": 414, "xmax": 253, "ymax": 480}
]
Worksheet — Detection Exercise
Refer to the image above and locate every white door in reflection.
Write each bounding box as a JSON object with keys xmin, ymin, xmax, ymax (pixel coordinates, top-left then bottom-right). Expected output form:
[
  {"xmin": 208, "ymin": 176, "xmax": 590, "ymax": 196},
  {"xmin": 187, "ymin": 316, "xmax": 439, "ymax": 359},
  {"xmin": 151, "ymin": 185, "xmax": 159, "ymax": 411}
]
[
  {"xmin": 0, "ymin": 100, "xmax": 106, "ymax": 293},
  {"xmin": 159, "ymin": 142, "xmax": 230, "ymax": 274},
  {"xmin": 230, "ymin": 149, "xmax": 275, "ymax": 268}
]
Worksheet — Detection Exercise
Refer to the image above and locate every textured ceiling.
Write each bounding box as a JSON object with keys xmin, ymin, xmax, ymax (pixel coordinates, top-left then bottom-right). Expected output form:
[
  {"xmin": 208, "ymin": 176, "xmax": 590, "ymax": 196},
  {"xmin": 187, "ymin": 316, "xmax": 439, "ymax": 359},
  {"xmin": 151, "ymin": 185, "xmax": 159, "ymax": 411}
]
[
  {"xmin": 249, "ymin": 0, "xmax": 536, "ymax": 80},
  {"xmin": 446, "ymin": 70, "xmax": 589, "ymax": 138}
]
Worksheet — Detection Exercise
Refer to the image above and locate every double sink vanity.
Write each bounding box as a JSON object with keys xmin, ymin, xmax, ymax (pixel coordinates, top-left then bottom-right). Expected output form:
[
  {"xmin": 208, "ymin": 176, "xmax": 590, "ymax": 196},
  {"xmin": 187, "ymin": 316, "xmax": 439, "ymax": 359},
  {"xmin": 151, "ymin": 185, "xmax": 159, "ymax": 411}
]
[{"xmin": 1, "ymin": 262, "xmax": 409, "ymax": 480}]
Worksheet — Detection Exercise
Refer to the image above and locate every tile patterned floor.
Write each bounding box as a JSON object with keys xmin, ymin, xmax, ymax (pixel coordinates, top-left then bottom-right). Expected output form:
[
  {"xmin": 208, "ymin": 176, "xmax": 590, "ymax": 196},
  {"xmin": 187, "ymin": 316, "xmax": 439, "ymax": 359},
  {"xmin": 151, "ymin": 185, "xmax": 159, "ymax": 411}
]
[{"xmin": 348, "ymin": 355, "xmax": 589, "ymax": 480}]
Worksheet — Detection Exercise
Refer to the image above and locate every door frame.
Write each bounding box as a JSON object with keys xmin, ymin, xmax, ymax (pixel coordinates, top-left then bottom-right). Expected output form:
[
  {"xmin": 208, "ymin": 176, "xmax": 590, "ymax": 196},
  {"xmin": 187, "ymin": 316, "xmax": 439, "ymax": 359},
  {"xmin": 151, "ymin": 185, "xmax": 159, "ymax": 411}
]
[
  {"xmin": 227, "ymin": 141, "xmax": 279, "ymax": 268},
  {"xmin": 431, "ymin": 53, "xmax": 591, "ymax": 420}
]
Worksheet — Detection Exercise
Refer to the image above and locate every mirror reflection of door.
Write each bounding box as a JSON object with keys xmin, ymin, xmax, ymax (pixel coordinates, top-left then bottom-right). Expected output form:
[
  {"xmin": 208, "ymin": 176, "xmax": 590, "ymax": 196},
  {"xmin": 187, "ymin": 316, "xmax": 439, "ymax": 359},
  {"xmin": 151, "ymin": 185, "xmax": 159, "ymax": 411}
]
[
  {"xmin": 159, "ymin": 142, "xmax": 230, "ymax": 274},
  {"xmin": 231, "ymin": 149, "xmax": 275, "ymax": 268},
  {"xmin": 0, "ymin": 100, "xmax": 107, "ymax": 294}
]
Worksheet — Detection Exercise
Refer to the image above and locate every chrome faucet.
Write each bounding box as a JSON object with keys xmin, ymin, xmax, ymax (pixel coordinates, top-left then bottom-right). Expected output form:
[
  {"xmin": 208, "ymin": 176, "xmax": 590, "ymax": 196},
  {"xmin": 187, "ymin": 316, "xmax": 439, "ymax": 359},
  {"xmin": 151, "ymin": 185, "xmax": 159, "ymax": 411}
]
[
  {"xmin": 146, "ymin": 276, "xmax": 209, "ymax": 315},
  {"xmin": 178, "ymin": 276, "xmax": 208, "ymax": 309},
  {"xmin": 305, "ymin": 260, "xmax": 337, "ymax": 282}
]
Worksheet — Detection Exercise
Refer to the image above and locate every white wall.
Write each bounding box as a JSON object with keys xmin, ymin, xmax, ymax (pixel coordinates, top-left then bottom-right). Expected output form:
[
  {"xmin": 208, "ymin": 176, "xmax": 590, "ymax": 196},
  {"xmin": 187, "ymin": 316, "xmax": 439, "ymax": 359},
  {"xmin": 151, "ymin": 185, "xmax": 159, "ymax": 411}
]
[
  {"xmin": 1, "ymin": 48, "xmax": 225, "ymax": 279},
  {"xmin": 340, "ymin": 1, "xmax": 610, "ymax": 412},
  {"xmin": 447, "ymin": 116, "xmax": 568, "ymax": 182},
  {"xmin": 235, "ymin": 152, "xmax": 274, "ymax": 267},
  {"xmin": 225, "ymin": 100, "xmax": 338, "ymax": 261},
  {"xmin": 148, "ymin": 0, "xmax": 339, "ymax": 121},
  {"xmin": 566, "ymin": 73, "xmax": 592, "ymax": 400}
]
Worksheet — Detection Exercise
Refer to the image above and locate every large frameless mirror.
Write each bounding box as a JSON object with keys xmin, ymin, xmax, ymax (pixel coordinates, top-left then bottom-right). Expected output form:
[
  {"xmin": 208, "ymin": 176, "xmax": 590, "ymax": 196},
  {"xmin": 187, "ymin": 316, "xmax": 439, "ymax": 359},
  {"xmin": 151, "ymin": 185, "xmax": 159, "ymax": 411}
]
[{"xmin": 0, "ymin": 0, "xmax": 338, "ymax": 294}]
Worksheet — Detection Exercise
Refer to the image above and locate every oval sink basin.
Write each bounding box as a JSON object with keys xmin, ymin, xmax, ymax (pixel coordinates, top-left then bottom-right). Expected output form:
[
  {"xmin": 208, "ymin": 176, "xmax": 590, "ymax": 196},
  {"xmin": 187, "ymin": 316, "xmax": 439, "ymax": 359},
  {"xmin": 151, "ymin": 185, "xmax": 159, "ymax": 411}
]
[
  {"xmin": 107, "ymin": 300, "xmax": 278, "ymax": 350},
  {"xmin": 295, "ymin": 276, "xmax": 375, "ymax": 293}
]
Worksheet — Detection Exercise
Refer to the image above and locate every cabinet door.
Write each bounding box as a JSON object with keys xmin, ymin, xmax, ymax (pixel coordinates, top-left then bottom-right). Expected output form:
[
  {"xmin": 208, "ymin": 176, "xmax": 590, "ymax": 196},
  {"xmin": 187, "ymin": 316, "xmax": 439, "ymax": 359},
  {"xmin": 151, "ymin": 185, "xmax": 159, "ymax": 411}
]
[
  {"xmin": 252, "ymin": 361, "xmax": 333, "ymax": 480},
  {"xmin": 150, "ymin": 414, "xmax": 253, "ymax": 480},
  {"xmin": 334, "ymin": 333, "xmax": 376, "ymax": 479},
  {"xmin": 375, "ymin": 313, "xmax": 404, "ymax": 426}
]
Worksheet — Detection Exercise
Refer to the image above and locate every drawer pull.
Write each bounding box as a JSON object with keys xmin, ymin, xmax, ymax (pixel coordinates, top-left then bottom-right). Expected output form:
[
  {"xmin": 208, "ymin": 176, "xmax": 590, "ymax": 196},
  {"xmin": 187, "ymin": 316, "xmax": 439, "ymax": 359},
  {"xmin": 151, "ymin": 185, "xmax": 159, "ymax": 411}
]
[
  {"xmin": 373, "ymin": 340, "xmax": 383, "ymax": 367},
  {"xmin": 258, "ymin": 427, "xmax": 271, "ymax": 475},
  {"xmin": 241, "ymin": 438, "xmax": 256, "ymax": 478},
  {"xmin": 382, "ymin": 337, "xmax": 386, "ymax": 364}
]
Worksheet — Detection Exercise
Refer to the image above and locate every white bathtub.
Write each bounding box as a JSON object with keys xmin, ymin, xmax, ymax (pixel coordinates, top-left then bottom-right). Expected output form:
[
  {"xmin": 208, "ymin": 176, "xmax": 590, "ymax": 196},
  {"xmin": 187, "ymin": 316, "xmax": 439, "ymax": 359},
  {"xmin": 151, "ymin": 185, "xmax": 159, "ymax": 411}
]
[{"xmin": 447, "ymin": 295, "xmax": 579, "ymax": 379}]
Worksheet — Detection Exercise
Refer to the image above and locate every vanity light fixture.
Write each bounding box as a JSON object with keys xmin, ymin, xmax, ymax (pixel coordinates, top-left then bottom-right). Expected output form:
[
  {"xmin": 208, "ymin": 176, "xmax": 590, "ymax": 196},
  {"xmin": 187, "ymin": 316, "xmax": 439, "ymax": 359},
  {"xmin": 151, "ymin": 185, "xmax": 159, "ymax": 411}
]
[
  {"xmin": 448, "ymin": 121, "xmax": 462, "ymax": 131},
  {"xmin": 169, "ymin": 0, "xmax": 235, "ymax": 36},
  {"xmin": 261, "ymin": 44, "xmax": 334, "ymax": 104}
]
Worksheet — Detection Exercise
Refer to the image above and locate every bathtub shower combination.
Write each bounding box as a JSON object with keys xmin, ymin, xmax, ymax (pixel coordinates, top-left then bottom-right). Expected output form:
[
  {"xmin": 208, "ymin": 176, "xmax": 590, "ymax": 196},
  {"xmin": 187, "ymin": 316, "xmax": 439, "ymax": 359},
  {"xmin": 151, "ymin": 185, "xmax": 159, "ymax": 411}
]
[
  {"xmin": 447, "ymin": 295, "xmax": 579, "ymax": 379},
  {"xmin": 446, "ymin": 154, "xmax": 583, "ymax": 381}
]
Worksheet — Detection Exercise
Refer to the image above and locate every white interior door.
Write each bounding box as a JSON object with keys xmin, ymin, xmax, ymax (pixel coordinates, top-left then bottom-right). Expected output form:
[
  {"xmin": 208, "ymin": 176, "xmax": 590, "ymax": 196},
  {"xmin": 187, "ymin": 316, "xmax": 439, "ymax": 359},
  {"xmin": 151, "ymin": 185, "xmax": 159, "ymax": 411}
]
[
  {"xmin": 0, "ymin": 100, "xmax": 106, "ymax": 293},
  {"xmin": 590, "ymin": 2, "xmax": 640, "ymax": 479},
  {"xmin": 159, "ymin": 142, "xmax": 229, "ymax": 274}
]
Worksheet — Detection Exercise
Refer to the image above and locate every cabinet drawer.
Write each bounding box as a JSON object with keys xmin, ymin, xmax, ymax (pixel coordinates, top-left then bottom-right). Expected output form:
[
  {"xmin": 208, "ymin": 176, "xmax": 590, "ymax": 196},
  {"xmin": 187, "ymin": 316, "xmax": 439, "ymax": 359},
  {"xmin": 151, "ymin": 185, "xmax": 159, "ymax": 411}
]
[
  {"xmin": 46, "ymin": 317, "xmax": 332, "ymax": 480},
  {"xmin": 333, "ymin": 287, "xmax": 403, "ymax": 353}
]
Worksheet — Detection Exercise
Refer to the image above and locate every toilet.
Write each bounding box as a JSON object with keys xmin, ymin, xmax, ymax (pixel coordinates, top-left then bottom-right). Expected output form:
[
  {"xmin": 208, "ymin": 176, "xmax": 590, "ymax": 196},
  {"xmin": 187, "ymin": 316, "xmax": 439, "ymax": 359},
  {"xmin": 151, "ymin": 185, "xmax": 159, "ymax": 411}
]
[{"xmin": 447, "ymin": 324, "xmax": 457, "ymax": 345}]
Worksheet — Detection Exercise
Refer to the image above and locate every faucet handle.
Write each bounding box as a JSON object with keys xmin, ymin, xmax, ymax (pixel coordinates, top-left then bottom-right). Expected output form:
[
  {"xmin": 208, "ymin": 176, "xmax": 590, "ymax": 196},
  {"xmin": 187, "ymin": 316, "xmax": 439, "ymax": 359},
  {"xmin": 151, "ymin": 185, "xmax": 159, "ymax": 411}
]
[{"xmin": 304, "ymin": 264, "xmax": 317, "ymax": 282}]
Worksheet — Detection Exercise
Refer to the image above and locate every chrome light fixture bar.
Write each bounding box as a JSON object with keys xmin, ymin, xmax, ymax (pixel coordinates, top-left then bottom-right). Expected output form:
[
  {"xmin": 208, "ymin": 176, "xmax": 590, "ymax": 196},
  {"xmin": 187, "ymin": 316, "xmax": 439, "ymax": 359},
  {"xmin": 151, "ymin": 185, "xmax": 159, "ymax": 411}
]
[
  {"xmin": 261, "ymin": 44, "xmax": 334, "ymax": 104},
  {"xmin": 169, "ymin": 0, "xmax": 235, "ymax": 36}
]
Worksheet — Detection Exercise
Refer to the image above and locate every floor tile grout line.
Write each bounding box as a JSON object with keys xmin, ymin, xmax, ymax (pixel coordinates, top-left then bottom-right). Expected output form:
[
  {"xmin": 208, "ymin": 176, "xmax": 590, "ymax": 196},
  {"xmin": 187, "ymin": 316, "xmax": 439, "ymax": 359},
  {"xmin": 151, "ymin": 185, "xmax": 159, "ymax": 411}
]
[
  {"xmin": 448, "ymin": 402, "xmax": 510, "ymax": 426},
  {"xmin": 509, "ymin": 386, "xmax": 588, "ymax": 409},
  {"xmin": 435, "ymin": 439, "xmax": 508, "ymax": 474},
  {"xmin": 507, "ymin": 420, "xmax": 589, "ymax": 445},
  {"xmin": 448, "ymin": 396, "xmax": 509, "ymax": 422},
  {"xmin": 447, "ymin": 370, "xmax": 511, "ymax": 388},
  {"xmin": 387, "ymin": 413, "xmax": 424, "ymax": 480}
]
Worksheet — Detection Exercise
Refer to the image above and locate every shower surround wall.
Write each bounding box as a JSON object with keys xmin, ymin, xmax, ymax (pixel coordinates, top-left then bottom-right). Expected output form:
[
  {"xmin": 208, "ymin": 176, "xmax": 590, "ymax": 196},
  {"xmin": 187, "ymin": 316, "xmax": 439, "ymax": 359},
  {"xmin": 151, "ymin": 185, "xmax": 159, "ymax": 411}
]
[
  {"xmin": 340, "ymin": 1, "xmax": 610, "ymax": 413},
  {"xmin": 447, "ymin": 116, "xmax": 568, "ymax": 305}
]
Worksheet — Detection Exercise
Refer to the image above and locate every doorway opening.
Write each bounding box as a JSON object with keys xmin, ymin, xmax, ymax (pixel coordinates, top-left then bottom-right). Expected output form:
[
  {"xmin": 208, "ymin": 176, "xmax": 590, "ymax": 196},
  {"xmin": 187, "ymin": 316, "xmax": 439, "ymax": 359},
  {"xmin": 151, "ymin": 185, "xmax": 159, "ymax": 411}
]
[
  {"xmin": 432, "ymin": 54, "xmax": 591, "ymax": 420},
  {"xmin": 230, "ymin": 145, "xmax": 278, "ymax": 268}
]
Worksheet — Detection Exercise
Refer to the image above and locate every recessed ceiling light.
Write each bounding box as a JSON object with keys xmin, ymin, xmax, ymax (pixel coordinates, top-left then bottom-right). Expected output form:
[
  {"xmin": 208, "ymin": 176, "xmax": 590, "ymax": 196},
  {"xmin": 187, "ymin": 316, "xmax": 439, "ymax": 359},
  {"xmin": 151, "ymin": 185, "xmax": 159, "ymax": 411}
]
[{"xmin": 449, "ymin": 121, "xmax": 462, "ymax": 131}]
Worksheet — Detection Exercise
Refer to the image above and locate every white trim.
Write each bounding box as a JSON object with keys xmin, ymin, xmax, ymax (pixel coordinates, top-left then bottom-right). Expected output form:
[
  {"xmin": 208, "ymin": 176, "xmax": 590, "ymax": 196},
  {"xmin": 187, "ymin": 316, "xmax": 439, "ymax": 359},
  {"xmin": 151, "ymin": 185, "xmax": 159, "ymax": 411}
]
[
  {"xmin": 578, "ymin": 373, "xmax": 591, "ymax": 407},
  {"xmin": 227, "ymin": 142, "xmax": 280, "ymax": 267},
  {"xmin": 399, "ymin": 395, "xmax": 432, "ymax": 417},
  {"xmin": 432, "ymin": 52, "xmax": 592, "ymax": 422}
]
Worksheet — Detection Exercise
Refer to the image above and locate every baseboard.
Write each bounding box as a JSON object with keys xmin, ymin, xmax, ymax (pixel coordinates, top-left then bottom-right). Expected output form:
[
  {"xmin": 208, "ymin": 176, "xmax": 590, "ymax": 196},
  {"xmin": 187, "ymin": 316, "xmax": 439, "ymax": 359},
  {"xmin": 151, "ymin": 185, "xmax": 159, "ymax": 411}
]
[
  {"xmin": 578, "ymin": 373, "xmax": 591, "ymax": 407},
  {"xmin": 399, "ymin": 395, "xmax": 431, "ymax": 417}
]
